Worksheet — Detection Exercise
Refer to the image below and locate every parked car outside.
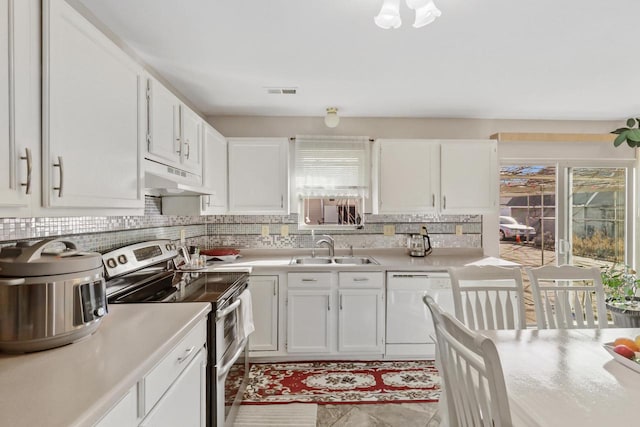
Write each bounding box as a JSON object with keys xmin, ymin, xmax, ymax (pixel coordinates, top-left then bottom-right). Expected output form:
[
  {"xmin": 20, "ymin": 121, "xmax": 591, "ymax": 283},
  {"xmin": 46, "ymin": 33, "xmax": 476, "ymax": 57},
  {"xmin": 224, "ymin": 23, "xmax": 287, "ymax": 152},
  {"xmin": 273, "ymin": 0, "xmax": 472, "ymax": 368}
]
[{"xmin": 499, "ymin": 216, "xmax": 536, "ymax": 241}]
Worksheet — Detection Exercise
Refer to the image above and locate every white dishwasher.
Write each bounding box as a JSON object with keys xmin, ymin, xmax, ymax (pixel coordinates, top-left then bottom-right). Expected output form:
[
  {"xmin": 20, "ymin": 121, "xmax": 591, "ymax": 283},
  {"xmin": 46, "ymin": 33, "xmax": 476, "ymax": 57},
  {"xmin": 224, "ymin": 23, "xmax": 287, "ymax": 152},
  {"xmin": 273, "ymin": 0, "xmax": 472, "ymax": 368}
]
[{"xmin": 385, "ymin": 271, "xmax": 453, "ymax": 358}]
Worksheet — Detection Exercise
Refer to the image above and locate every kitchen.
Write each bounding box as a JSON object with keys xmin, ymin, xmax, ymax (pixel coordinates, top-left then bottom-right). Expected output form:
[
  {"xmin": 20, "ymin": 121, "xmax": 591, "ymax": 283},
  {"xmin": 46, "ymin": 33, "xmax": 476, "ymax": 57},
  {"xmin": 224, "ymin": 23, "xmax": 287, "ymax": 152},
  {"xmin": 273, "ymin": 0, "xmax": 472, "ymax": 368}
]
[{"xmin": 0, "ymin": 0, "xmax": 638, "ymax": 426}]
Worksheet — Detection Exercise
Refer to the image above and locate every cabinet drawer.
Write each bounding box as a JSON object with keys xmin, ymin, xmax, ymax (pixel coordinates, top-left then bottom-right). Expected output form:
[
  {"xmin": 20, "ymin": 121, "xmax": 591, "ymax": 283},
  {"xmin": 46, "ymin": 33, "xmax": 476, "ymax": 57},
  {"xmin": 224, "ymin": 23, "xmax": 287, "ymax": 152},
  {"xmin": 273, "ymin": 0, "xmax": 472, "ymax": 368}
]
[
  {"xmin": 339, "ymin": 272, "xmax": 383, "ymax": 289},
  {"xmin": 288, "ymin": 273, "xmax": 332, "ymax": 289},
  {"xmin": 143, "ymin": 319, "xmax": 207, "ymax": 414},
  {"xmin": 95, "ymin": 386, "xmax": 137, "ymax": 427}
]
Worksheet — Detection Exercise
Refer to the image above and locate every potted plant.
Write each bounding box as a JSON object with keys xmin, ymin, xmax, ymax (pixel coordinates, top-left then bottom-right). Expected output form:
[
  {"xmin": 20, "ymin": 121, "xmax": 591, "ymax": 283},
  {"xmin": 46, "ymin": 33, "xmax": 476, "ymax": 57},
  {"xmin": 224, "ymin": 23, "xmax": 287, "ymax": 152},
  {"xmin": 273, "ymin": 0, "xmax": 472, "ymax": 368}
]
[
  {"xmin": 601, "ymin": 264, "xmax": 640, "ymax": 326},
  {"xmin": 611, "ymin": 118, "xmax": 640, "ymax": 147}
]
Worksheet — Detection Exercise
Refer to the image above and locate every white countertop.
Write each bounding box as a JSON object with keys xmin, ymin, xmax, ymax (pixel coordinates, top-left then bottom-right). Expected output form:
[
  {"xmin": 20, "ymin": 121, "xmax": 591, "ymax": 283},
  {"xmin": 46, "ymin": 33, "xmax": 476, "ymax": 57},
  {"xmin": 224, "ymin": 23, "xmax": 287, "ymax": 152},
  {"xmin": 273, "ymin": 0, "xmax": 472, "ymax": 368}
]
[
  {"xmin": 200, "ymin": 248, "xmax": 518, "ymax": 274},
  {"xmin": 0, "ymin": 303, "xmax": 211, "ymax": 427}
]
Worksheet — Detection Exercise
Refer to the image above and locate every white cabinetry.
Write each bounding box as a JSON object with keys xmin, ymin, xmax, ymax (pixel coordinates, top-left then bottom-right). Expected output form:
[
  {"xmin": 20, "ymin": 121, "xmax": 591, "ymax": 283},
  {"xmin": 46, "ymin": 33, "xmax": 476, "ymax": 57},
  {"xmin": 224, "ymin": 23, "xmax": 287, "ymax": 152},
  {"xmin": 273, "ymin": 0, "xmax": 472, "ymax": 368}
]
[
  {"xmin": 97, "ymin": 318, "xmax": 207, "ymax": 427},
  {"xmin": 248, "ymin": 275, "xmax": 279, "ymax": 352},
  {"xmin": 228, "ymin": 138, "xmax": 289, "ymax": 214},
  {"xmin": 376, "ymin": 139, "xmax": 498, "ymax": 215},
  {"xmin": 385, "ymin": 272, "xmax": 453, "ymax": 358},
  {"xmin": 0, "ymin": 0, "xmax": 39, "ymax": 217},
  {"xmin": 146, "ymin": 77, "xmax": 202, "ymax": 176},
  {"xmin": 42, "ymin": 0, "xmax": 143, "ymax": 211},
  {"xmin": 338, "ymin": 272, "xmax": 384, "ymax": 353},
  {"xmin": 287, "ymin": 271, "xmax": 384, "ymax": 356},
  {"xmin": 160, "ymin": 123, "xmax": 227, "ymax": 215},
  {"xmin": 139, "ymin": 349, "xmax": 206, "ymax": 427},
  {"xmin": 378, "ymin": 140, "xmax": 439, "ymax": 214},
  {"xmin": 287, "ymin": 273, "xmax": 333, "ymax": 353}
]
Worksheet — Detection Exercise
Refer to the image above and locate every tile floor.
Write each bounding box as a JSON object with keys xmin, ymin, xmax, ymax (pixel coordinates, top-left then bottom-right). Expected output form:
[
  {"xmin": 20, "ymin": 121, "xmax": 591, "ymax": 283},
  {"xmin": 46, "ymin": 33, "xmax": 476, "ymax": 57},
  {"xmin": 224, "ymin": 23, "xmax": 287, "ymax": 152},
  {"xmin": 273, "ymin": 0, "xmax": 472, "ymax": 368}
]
[{"xmin": 316, "ymin": 402, "xmax": 441, "ymax": 427}]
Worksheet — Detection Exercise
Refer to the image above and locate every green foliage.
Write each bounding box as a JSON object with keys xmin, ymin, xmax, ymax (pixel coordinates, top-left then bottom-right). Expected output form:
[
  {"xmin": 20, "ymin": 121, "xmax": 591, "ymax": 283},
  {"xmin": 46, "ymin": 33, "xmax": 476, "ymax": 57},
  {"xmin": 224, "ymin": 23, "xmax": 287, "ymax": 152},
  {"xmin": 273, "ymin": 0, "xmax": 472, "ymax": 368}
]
[
  {"xmin": 601, "ymin": 264, "xmax": 639, "ymax": 303},
  {"xmin": 611, "ymin": 117, "xmax": 640, "ymax": 148}
]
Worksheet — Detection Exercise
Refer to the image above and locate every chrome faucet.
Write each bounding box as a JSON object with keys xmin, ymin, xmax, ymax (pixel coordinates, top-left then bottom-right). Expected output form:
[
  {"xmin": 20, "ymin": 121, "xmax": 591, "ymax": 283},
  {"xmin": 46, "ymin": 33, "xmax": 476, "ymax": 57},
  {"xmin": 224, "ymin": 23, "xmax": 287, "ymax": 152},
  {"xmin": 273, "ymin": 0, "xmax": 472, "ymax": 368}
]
[{"xmin": 315, "ymin": 235, "xmax": 335, "ymax": 257}]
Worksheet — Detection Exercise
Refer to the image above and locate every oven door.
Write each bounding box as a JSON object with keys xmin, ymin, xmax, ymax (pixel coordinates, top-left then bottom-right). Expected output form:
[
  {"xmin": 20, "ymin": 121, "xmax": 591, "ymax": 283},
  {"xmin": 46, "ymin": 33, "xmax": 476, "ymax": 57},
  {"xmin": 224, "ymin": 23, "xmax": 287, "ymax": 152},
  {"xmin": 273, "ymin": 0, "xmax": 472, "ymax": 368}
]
[{"xmin": 215, "ymin": 335, "xmax": 248, "ymax": 427}]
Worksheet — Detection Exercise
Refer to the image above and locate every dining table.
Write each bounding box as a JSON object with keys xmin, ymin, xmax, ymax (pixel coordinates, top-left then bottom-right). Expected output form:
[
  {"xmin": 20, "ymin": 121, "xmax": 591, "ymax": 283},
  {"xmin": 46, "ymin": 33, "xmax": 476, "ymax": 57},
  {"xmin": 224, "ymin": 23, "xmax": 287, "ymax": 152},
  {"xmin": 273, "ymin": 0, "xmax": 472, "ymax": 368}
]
[{"xmin": 481, "ymin": 327, "xmax": 640, "ymax": 426}]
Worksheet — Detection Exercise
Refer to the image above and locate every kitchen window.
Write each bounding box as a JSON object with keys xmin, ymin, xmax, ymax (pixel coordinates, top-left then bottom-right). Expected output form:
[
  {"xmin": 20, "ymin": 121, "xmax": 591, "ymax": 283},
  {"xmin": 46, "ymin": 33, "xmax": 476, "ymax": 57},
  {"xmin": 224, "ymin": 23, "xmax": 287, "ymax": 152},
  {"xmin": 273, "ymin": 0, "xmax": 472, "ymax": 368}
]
[{"xmin": 294, "ymin": 135, "xmax": 371, "ymax": 229}]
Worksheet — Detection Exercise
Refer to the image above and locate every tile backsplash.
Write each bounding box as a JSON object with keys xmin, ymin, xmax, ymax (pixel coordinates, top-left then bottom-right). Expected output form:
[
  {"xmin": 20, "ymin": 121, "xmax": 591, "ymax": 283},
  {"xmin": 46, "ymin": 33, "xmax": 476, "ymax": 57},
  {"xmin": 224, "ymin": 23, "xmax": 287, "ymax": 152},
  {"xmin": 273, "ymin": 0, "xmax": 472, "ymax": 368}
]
[{"xmin": 0, "ymin": 196, "xmax": 482, "ymax": 252}]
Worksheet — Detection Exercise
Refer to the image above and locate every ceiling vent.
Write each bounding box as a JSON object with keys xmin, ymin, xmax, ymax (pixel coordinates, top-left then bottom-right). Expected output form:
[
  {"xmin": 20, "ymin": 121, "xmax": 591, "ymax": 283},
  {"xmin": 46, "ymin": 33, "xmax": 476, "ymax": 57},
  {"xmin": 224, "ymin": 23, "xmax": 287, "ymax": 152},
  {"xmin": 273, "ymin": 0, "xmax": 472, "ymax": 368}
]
[{"xmin": 265, "ymin": 87, "xmax": 297, "ymax": 95}]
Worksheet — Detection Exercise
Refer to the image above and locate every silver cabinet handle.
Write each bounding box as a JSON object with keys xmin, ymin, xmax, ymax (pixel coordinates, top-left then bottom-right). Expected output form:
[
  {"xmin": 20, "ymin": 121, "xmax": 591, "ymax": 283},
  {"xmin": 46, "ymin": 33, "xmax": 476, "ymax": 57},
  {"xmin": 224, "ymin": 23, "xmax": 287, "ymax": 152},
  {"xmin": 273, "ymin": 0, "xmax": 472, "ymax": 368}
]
[
  {"xmin": 340, "ymin": 294, "xmax": 343, "ymax": 310},
  {"xmin": 353, "ymin": 277, "xmax": 369, "ymax": 282},
  {"xmin": 280, "ymin": 194, "xmax": 284, "ymax": 208},
  {"xmin": 177, "ymin": 346, "xmax": 195, "ymax": 363},
  {"xmin": 327, "ymin": 298, "xmax": 331, "ymax": 311},
  {"xmin": 301, "ymin": 278, "xmax": 317, "ymax": 282},
  {"xmin": 443, "ymin": 195, "xmax": 446, "ymax": 209},
  {"xmin": 432, "ymin": 193, "xmax": 435, "ymax": 207},
  {"xmin": 53, "ymin": 156, "xmax": 63, "ymax": 197},
  {"xmin": 176, "ymin": 137, "xmax": 181, "ymax": 154},
  {"xmin": 273, "ymin": 282, "xmax": 276, "ymax": 296},
  {"xmin": 20, "ymin": 148, "xmax": 32, "ymax": 195},
  {"xmin": 185, "ymin": 139, "xmax": 190, "ymax": 159}
]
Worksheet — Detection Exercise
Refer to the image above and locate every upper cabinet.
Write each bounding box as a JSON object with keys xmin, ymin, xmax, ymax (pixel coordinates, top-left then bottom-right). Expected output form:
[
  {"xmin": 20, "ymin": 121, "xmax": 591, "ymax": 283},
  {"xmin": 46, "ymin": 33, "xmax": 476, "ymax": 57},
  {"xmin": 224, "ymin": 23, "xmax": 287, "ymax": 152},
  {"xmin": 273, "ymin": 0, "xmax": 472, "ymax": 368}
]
[
  {"xmin": 376, "ymin": 139, "xmax": 498, "ymax": 215},
  {"xmin": 42, "ymin": 0, "xmax": 144, "ymax": 211},
  {"xmin": 161, "ymin": 122, "xmax": 227, "ymax": 216},
  {"xmin": 146, "ymin": 77, "xmax": 202, "ymax": 176},
  {"xmin": 228, "ymin": 138, "xmax": 289, "ymax": 214},
  {"xmin": 0, "ymin": 0, "xmax": 39, "ymax": 217}
]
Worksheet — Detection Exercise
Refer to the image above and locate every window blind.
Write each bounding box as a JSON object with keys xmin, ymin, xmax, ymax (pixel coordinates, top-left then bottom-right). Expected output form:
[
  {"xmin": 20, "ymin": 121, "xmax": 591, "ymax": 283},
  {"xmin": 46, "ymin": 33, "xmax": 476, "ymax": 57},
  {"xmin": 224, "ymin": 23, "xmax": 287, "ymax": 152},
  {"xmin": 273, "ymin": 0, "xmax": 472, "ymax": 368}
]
[{"xmin": 294, "ymin": 135, "xmax": 371, "ymax": 197}]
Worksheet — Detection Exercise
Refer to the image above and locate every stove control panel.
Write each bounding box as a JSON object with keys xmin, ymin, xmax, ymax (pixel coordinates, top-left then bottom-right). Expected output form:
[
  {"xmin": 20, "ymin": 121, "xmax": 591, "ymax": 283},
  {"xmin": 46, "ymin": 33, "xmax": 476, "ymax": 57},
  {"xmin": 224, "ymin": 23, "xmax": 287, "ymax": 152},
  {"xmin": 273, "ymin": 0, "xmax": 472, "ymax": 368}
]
[{"xmin": 102, "ymin": 240, "xmax": 178, "ymax": 279}]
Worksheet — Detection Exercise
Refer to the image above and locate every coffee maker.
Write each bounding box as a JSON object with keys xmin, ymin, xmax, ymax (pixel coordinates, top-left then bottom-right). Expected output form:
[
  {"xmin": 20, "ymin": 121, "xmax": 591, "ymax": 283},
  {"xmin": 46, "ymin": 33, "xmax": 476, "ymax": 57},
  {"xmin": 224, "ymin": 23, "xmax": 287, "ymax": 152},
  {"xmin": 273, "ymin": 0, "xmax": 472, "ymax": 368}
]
[{"xmin": 408, "ymin": 227, "xmax": 432, "ymax": 257}]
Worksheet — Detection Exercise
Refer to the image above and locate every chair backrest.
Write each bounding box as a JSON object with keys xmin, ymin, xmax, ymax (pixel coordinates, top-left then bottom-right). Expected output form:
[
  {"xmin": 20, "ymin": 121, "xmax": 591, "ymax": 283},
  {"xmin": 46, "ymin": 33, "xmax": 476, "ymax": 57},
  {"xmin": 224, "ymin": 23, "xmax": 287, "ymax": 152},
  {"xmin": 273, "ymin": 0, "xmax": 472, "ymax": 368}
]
[
  {"xmin": 448, "ymin": 265, "xmax": 527, "ymax": 330},
  {"xmin": 424, "ymin": 295, "xmax": 513, "ymax": 427},
  {"xmin": 525, "ymin": 265, "xmax": 608, "ymax": 329}
]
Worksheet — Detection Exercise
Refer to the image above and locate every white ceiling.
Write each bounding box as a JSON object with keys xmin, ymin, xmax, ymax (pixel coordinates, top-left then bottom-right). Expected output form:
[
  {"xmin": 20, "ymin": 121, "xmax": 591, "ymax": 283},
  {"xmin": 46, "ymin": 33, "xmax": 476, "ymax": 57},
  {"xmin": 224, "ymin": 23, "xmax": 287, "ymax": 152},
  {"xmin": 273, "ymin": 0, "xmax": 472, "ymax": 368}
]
[{"xmin": 77, "ymin": 0, "xmax": 640, "ymax": 120}]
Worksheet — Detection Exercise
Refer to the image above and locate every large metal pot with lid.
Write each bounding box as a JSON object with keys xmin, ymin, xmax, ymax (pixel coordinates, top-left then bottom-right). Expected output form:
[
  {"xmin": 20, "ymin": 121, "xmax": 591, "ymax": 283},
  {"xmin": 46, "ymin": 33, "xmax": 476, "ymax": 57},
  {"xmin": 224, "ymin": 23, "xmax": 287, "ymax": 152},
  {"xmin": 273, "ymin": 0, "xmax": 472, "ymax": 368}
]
[{"xmin": 0, "ymin": 239, "xmax": 107, "ymax": 353}]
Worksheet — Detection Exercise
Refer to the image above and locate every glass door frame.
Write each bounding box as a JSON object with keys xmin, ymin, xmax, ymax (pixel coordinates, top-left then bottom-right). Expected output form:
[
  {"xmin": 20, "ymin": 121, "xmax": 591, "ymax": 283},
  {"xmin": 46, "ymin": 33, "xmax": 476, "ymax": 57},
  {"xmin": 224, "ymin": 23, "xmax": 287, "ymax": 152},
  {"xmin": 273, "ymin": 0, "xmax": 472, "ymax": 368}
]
[
  {"xmin": 556, "ymin": 159, "xmax": 636, "ymax": 268},
  {"xmin": 499, "ymin": 158, "xmax": 636, "ymax": 269}
]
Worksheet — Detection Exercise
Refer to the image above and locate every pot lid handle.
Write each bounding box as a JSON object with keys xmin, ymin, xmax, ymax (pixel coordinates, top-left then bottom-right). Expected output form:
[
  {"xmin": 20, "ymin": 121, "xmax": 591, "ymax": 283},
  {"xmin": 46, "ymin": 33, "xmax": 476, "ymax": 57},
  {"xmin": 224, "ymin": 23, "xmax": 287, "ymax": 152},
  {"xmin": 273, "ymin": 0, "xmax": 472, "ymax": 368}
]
[{"xmin": 14, "ymin": 239, "xmax": 79, "ymax": 263}]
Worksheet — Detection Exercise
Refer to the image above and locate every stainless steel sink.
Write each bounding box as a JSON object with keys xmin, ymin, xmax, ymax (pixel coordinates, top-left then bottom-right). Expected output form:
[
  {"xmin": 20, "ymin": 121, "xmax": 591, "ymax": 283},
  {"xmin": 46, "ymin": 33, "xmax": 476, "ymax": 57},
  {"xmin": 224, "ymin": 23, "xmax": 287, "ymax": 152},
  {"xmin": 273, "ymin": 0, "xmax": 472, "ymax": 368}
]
[
  {"xmin": 291, "ymin": 257, "xmax": 333, "ymax": 265},
  {"xmin": 290, "ymin": 256, "xmax": 378, "ymax": 265},
  {"xmin": 333, "ymin": 256, "xmax": 376, "ymax": 265}
]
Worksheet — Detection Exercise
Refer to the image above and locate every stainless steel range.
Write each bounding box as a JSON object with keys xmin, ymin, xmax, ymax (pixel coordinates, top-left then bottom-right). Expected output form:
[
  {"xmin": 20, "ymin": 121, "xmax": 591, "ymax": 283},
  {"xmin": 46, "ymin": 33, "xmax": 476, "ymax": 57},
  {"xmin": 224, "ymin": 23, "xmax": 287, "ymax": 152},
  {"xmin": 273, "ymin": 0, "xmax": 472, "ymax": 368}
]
[{"xmin": 103, "ymin": 240, "xmax": 250, "ymax": 427}]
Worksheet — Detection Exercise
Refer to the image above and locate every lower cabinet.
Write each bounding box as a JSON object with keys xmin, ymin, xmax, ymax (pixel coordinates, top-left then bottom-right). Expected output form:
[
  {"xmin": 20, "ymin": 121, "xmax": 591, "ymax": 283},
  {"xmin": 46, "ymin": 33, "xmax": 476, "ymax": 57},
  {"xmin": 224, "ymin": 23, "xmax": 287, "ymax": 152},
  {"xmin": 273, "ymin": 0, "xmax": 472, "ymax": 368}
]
[
  {"xmin": 94, "ymin": 318, "xmax": 207, "ymax": 427},
  {"xmin": 248, "ymin": 275, "xmax": 279, "ymax": 352},
  {"xmin": 286, "ymin": 272, "xmax": 384, "ymax": 355},
  {"xmin": 139, "ymin": 349, "xmax": 207, "ymax": 427}
]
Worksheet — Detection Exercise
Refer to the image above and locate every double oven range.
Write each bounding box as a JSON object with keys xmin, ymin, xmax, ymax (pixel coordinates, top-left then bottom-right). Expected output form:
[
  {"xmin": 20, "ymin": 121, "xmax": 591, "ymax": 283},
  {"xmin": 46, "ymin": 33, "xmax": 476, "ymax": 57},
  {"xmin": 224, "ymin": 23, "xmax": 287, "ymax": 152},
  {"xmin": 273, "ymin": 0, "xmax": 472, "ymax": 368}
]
[{"xmin": 103, "ymin": 240, "xmax": 249, "ymax": 427}]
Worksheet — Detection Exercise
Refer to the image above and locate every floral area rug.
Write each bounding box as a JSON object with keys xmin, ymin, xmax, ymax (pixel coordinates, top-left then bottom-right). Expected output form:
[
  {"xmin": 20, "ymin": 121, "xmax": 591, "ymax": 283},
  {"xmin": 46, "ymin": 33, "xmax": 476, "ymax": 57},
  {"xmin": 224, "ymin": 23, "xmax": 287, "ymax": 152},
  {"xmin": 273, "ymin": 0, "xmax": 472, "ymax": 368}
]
[{"xmin": 241, "ymin": 360, "xmax": 440, "ymax": 405}]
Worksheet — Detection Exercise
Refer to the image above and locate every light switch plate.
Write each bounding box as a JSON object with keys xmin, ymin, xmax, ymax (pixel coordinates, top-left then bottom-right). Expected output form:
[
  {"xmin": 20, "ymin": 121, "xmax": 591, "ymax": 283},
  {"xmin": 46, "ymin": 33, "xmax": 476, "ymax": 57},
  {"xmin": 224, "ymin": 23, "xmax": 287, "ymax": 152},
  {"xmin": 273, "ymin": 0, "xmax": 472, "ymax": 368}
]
[
  {"xmin": 455, "ymin": 225, "xmax": 463, "ymax": 235},
  {"xmin": 261, "ymin": 225, "xmax": 270, "ymax": 236},
  {"xmin": 280, "ymin": 225, "xmax": 289, "ymax": 237},
  {"xmin": 383, "ymin": 225, "xmax": 395, "ymax": 236}
]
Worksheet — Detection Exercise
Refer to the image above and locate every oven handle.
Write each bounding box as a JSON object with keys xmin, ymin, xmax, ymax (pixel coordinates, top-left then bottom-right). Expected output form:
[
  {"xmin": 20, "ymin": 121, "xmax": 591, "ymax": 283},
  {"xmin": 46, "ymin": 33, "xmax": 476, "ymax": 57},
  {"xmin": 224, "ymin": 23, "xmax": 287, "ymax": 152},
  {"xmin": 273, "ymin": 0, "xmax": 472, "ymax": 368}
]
[
  {"xmin": 216, "ymin": 299, "xmax": 241, "ymax": 320},
  {"xmin": 217, "ymin": 338, "xmax": 247, "ymax": 379}
]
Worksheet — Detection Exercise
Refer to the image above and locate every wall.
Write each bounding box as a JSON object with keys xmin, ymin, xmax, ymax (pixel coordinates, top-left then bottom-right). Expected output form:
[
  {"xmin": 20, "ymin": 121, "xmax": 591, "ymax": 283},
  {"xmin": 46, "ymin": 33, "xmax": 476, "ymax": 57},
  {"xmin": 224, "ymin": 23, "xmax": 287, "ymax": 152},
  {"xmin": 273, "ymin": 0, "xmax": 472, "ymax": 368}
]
[{"xmin": 207, "ymin": 116, "xmax": 621, "ymax": 139}]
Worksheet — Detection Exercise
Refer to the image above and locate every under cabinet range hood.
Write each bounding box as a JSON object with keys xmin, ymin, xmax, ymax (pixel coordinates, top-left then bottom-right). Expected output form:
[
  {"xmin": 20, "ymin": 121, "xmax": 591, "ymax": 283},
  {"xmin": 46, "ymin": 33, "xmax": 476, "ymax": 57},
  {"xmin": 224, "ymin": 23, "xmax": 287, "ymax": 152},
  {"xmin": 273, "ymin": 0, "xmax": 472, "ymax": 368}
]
[{"xmin": 144, "ymin": 159, "xmax": 216, "ymax": 196}]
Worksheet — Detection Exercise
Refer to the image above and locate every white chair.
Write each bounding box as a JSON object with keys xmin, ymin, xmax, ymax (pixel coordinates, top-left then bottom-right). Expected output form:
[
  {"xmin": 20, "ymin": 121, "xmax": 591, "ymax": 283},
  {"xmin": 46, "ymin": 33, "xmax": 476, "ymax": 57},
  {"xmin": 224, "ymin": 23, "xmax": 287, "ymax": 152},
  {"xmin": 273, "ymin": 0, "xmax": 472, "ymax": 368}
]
[
  {"xmin": 525, "ymin": 265, "xmax": 608, "ymax": 329},
  {"xmin": 448, "ymin": 265, "xmax": 527, "ymax": 330},
  {"xmin": 424, "ymin": 295, "xmax": 514, "ymax": 427}
]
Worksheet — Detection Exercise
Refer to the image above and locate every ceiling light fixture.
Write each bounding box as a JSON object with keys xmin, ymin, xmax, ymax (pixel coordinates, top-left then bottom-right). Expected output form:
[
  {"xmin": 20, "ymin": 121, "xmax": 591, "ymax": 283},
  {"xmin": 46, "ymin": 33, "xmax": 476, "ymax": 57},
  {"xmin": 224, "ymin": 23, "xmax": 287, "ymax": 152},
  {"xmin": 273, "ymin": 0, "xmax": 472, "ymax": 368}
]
[
  {"xmin": 324, "ymin": 107, "xmax": 340, "ymax": 128},
  {"xmin": 375, "ymin": 0, "xmax": 441, "ymax": 29}
]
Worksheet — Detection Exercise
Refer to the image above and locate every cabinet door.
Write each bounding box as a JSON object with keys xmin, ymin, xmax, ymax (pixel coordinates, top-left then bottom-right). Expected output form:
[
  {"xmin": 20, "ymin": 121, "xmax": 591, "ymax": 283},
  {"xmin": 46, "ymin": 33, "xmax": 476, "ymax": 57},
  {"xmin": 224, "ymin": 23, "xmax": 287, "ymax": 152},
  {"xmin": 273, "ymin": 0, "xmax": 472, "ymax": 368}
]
[
  {"xmin": 43, "ymin": 0, "xmax": 143, "ymax": 209},
  {"xmin": 147, "ymin": 78, "xmax": 180, "ymax": 168},
  {"xmin": 180, "ymin": 105, "xmax": 202, "ymax": 174},
  {"xmin": 287, "ymin": 289, "xmax": 332, "ymax": 353},
  {"xmin": 0, "ymin": 0, "xmax": 37, "ymax": 214},
  {"xmin": 140, "ymin": 348, "xmax": 206, "ymax": 427},
  {"xmin": 248, "ymin": 276, "xmax": 278, "ymax": 352},
  {"xmin": 440, "ymin": 140, "xmax": 498, "ymax": 214},
  {"xmin": 228, "ymin": 138, "xmax": 288, "ymax": 214},
  {"xmin": 338, "ymin": 289, "xmax": 384, "ymax": 353},
  {"xmin": 378, "ymin": 140, "xmax": 439, "ymax": 214},
  {"xmin": 201, "ymin": 124, "xmax": 227, "ymax": 213},
  {"xmin": 94, "ymin": 386, "xmax": 137, "ymax": 427}
]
